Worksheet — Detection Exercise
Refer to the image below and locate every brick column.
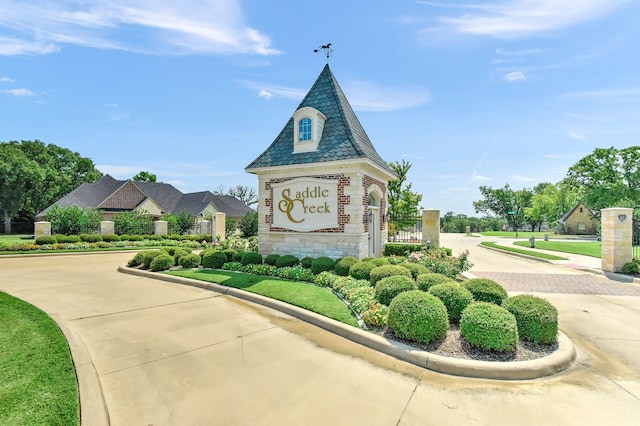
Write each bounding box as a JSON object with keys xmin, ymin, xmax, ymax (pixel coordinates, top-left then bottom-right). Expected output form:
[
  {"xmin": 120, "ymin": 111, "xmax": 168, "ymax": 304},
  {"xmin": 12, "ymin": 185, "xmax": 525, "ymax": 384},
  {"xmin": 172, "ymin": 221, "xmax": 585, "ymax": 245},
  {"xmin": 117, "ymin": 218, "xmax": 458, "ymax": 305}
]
[{"xmin": 601, "ymin": 207, "xmax": 633, "ymax": 272}]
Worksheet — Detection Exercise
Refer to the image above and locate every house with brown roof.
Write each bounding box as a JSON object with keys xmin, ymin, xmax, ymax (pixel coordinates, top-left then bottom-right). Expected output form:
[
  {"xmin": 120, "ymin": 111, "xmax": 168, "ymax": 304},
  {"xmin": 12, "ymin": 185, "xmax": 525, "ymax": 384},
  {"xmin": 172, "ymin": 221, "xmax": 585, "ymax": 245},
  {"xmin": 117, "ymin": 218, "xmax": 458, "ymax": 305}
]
[
  {"xmin": 558, "ymin": 202, "xmax": 598, "ymax": 235},
  {"xmin": 36, "ymin": 174, "xmax": 253, "ymax": 229}
]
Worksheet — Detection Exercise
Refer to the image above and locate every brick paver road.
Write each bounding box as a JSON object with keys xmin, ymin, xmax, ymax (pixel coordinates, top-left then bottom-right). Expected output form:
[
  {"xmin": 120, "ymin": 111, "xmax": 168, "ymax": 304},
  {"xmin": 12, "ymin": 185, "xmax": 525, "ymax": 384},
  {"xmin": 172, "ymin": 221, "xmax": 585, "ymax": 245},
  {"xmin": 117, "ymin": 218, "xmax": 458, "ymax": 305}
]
[{"xmin": 471, "ymin": 271, "xmax": 640, "ymax": 296}]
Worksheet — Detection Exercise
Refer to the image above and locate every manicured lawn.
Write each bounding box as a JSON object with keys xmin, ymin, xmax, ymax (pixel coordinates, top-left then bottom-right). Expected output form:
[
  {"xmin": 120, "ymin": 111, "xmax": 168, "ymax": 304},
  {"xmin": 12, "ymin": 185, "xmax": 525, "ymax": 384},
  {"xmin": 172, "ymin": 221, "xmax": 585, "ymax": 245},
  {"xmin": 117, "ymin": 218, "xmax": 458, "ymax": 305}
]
[
  {"xmin": 481, "ymin": 242, "xmax": 569, "ymax": 260},
  {"xmin": 0, "ymin": 234, "xmax": 34, "ymax": 245},
  {"xmin": 166, "ymin": 270, "xmax": 359, "ymax": 327},
  {"xmin": 513, "ymin": 240, "xmax": 602, "ymax": 258},
  {"xmin": 480, "ymin": 231, "xmax": 550, "ymax": 238},
  {"xmin": 0, "ymin": 292, "xmax": 79, "ymax": 426}
]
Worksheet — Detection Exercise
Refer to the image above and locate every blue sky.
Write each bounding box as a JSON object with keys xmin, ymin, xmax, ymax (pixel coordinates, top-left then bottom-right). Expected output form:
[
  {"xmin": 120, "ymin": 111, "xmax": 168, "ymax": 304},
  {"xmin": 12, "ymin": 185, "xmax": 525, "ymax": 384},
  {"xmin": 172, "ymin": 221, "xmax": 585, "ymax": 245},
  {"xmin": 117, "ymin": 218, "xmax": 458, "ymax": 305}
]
[{"xmin": 1, "ymin": 1, "xmax": 639, "ymax": 216}]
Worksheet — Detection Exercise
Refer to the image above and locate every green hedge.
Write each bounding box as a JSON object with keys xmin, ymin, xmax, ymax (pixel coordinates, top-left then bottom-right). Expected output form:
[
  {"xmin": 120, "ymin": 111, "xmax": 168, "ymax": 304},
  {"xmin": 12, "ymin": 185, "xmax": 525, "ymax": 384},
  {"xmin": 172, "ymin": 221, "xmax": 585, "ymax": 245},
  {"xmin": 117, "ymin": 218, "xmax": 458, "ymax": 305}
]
[
  {"xmin": 374, "ymin": 275, "xmax": 416, "ymax": 306},
  {"xmin": 460, "ymin": 302, "xmax": 518, "ymax": 352},
  {"xmin": 387, "ymin": 291, "xmax": 449, "ymax": 344},
  {"xmin": 463, "ymin": 278, "xmax": 508, "ymax": 305},
  {"xmin": 502, "ymin": 295, "xmax": 558, "ymax": 344},
  {"xmin": 428, "ymin": 282, "xmax": 473, "ymax": 323}
]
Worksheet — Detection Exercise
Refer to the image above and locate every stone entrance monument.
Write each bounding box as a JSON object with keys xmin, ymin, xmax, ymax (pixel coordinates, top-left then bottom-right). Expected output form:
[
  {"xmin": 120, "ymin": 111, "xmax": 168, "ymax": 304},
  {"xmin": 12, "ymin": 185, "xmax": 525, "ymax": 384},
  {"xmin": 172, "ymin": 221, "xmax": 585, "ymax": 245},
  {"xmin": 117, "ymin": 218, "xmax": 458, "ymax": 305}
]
[
  {"xmin": 601, "ymin": 207, "xmax": 633, "ymax": 272},
  {"xmin": 245, "ymin": 65, "xmax": 396, "ymax": 259}
]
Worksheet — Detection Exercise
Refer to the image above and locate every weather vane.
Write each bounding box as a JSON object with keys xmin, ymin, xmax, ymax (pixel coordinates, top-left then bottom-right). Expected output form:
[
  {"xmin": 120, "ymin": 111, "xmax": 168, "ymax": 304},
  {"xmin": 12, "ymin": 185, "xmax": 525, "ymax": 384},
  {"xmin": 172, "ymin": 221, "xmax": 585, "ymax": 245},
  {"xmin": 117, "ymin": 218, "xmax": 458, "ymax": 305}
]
[{"xmin": 314, "ymin": 43, "xmax": 333, "ymax": 63}]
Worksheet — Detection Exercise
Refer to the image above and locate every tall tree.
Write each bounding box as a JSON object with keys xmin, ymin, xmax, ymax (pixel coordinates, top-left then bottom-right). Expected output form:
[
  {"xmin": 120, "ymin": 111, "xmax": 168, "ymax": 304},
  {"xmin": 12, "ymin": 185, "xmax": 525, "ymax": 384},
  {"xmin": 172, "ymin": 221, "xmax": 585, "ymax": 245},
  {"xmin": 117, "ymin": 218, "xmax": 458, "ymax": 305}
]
[
  {"xmin": 387, "ymin": 160, "xmax": 423, "ymax": 230},
  {"xmin": 565, "ymin": 146, "xmax": 640, "ymax": 213},
  {"xmin": 133, "ymin": 171, "xmax": 157, "ymax": 182},
  {"xmin": 228, "ymin": 185, "xmax": 258, "ymax": 206},
  {"xmin": 0, "ymin": 145, "xmax": 43, "ymax": 233},
  {"xmin": 473, "ymin": 184, "xmax": 533, "ymax": 235},
  {"xmin": 7, "ymin": 140, "xmax": 102, "ymax": 220}
]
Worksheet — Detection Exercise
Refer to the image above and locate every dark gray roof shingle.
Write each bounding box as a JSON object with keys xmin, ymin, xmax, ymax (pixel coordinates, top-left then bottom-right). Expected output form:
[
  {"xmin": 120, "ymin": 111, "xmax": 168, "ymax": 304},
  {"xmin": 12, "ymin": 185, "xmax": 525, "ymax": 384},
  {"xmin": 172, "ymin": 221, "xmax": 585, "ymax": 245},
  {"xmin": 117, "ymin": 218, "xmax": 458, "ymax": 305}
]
[{"xmin": 246, "ymin": 64, "xmax": 394, "ymax": 175}]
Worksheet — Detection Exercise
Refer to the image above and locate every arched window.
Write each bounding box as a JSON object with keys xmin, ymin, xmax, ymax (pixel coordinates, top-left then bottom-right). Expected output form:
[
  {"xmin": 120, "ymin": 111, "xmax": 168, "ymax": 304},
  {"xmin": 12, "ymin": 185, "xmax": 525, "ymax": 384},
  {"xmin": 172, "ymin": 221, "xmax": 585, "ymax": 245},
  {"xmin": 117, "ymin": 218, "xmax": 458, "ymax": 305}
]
[{"xmin": 299, "ymin": 118, "xmax": 312, "ymax": 141}]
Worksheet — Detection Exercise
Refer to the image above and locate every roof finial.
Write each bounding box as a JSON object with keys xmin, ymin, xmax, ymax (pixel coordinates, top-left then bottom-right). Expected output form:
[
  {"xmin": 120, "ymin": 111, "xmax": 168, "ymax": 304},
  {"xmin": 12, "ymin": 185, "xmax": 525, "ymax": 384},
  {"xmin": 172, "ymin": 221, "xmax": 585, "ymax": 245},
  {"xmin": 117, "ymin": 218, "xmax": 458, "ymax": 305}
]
[{"xmin": 314, "ymin": 43, "xmax": 333, "ymax": 63}]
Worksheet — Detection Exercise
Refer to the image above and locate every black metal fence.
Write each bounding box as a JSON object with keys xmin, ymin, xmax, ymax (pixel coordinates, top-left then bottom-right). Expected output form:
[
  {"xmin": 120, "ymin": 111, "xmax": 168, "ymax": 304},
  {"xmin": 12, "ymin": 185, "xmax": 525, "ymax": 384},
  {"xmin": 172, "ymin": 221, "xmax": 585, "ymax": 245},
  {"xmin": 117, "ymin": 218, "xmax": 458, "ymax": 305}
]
[
  {"xmin": 633, "ymin": 215, "xmax": 640, "ymax": 260},
  {"xmin": 387, "ymin": 214, "xmax": 423, "ymax": 243},
  {"xmin": 0, "ymin": 222, "xmax": 34, "ymax": 234}
]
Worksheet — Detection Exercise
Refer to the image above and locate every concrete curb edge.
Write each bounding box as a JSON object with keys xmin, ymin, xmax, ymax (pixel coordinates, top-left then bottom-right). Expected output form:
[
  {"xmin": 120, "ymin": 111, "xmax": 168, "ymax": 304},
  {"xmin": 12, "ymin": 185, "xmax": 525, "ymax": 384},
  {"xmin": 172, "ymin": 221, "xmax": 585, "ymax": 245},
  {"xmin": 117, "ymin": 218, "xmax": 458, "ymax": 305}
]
[{"xmin": 118, "ymin": 266, "xmax": 577, "ymax": 380}]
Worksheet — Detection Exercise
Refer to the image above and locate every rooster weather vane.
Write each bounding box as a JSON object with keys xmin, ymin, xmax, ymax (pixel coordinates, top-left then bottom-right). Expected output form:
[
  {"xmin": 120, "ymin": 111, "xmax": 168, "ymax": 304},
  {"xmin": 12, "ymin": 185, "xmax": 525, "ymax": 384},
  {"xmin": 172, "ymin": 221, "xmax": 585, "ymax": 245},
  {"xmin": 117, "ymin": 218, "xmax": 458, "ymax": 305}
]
[{"xmin": 314, "ymin": 43, "xmax": 333, "ymax": 63}]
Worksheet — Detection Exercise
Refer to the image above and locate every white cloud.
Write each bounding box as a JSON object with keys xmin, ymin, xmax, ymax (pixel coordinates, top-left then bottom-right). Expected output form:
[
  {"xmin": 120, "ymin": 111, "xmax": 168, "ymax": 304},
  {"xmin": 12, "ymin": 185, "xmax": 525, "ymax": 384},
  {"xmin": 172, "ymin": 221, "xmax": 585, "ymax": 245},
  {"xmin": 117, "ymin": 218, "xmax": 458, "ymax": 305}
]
[
  {"xmin": 496, "ymin": 48, "xmax": 547, "ymax": 56},
  {"xmin": 1, "ymin": 88, "xmax": 35, "ymax": 96},
  {"xmin": 559, "ymin": 87, "xmax": 640, "ymax": 101},
  {"xmin": 425, "ymin": 0, "xmax": 628, "ymax": 38},
  {"xmin": 568, "ymin": 131, "xmax": 587, "ymax": 141},
  {"xmin": 471, "ymin": 175, "xmax": 492, "ymax": 182},
  {"xmin": 242, "ymin": 79, "xmax": 431, "ymax": 112},
  {"xmin": 504, "ymin": 71, "xmax": 526, "ymax": 82},
  {"xmin": 0, "ymin": 76, "xmax": 15, "ymax": 82},
  {"xmin": 0, "ymin": 0, "xmax": 279, "ymax": 56},
  {"xmin": 104, "ymin": 103, "xmax": 119, "ymax": 108},
  {"xmin": 257, "ymin": 90, "xmax": 273, "ymax": 99}
]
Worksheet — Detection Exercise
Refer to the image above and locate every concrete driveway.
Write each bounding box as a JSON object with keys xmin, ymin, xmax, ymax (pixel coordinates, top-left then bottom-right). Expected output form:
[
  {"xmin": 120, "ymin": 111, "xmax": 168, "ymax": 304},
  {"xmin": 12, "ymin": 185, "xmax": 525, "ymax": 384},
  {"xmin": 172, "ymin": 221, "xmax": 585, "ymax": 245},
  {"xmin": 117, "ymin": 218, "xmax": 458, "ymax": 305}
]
[{"xmin": 1, "ymin": 242, "xmax": 639, "ymax": 425}]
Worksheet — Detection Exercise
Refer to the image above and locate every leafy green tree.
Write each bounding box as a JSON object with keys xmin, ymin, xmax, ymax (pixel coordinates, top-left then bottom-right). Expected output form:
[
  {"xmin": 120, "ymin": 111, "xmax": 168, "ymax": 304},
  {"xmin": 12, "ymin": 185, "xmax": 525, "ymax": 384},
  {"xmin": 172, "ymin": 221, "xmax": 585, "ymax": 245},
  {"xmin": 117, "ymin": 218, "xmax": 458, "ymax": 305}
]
[
  {"xmin": 526, "ymin": 182, "xmax": 579, "ymax": 230},
  {"xmin": 0, "ymin": 144, "xmax": 43, "ymax": 233},
  {"xmin": 175, "ymin": 211, "xmax": 194, "ymax": 235},
  {"xmin": 239, "ymin": 210, "xmax": 258, "ymax": 237},
  {"xmin": 565, "ymin": 146, "xmax": 640, "ymax": 213},
  {"xmin": 9, "ymin": 140, "xmax": 102, "ymax": 220},
  {"xmin": 133, "ymin": 171, "xmax": 157, "ymax": 182},
  {"xmin": 473, "ymin": 184, "xmax": 533, "ymax": 235},
  {"xmin": 225, "ymin": 217, "xmax": 237, "ymax": 237},
  {"xmin": 388, "ymin": 160, "xmax": 423, "ymax": 233},
  {"xmin": 46, "ymin": 205, "xmax": 101, "ymax": 235}
]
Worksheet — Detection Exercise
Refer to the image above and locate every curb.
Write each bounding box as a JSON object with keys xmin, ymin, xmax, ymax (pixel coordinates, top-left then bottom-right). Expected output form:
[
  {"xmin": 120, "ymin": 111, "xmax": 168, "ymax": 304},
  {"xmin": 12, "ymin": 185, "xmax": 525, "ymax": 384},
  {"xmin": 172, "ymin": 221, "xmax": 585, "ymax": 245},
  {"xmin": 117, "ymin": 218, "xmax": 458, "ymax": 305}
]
[
  {"xmin": 51, "ymin": 314, "xmax": 110, "ymax": 426},
  {"xmin": 118, "ymin": 266, "xmax": 577, "ymax": 380}
]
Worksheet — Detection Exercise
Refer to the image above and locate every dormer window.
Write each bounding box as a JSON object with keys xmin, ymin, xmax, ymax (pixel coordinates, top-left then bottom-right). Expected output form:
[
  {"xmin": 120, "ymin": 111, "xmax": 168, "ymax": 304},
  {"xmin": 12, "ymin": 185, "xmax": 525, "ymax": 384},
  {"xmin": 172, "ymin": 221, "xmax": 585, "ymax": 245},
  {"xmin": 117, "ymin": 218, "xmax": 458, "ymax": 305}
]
[
  {"xmin": 299, "ymin": 118, "xmax": 312, "ymax": 141},
  {"xmin": 293, "ymin": 106, "xmax": 327, "ymax": 153}
]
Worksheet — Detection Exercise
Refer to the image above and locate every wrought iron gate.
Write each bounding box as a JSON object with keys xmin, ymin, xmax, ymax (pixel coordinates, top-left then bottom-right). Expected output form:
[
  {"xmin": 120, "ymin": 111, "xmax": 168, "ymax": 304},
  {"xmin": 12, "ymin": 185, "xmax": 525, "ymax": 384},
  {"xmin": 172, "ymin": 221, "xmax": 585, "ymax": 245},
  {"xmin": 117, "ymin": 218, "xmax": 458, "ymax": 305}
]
[{"xmin": 633, "ymin": 215, "xmax": 640, "ymax": 260}]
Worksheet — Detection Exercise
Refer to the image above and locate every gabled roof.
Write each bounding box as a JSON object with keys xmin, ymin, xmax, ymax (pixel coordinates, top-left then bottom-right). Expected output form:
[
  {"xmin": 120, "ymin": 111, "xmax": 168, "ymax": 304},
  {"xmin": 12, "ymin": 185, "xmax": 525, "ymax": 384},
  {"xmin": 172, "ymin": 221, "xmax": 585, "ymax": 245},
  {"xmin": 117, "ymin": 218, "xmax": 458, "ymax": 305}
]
[
  {"xmin": 245, "ymin": 64, "xmax": 395, "ymax": 176},
  {"xmin": 559, "ymin": 202, "xmax": 596, "ymax": 222},
  {"xmin": 37, "ymin": 174, "xmax": 252, "ymax": 219}
]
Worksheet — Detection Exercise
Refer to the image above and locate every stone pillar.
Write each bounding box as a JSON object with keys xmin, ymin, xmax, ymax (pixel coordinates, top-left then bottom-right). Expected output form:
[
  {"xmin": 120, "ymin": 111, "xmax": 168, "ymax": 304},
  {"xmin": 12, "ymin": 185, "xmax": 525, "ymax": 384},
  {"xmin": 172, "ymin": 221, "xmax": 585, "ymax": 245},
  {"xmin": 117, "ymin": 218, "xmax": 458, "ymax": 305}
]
[
  {"xmin": 214, "ymin": 212, "xmax": 226, "ymax": 241},
  {"xmin": 422, "ymin": 209, "xmax": 440, "ymax": 247},
  {"xmin": 465, "ymin": 225, "xmax": 471, "ymax": 234},
  {"xmin": 100, "ymin": 221, "xmax": 114, "ymax": 235},
  {"xmin": 601, "ymin": 207, "xmax": 633, "ymax": 272},
  {"xmin": 34, "ymin": 221, "xmax": 51, "ymax": 238},
  {"xmin": 154, "ymin": 220, "xmax": 168, "ymax": 236}
]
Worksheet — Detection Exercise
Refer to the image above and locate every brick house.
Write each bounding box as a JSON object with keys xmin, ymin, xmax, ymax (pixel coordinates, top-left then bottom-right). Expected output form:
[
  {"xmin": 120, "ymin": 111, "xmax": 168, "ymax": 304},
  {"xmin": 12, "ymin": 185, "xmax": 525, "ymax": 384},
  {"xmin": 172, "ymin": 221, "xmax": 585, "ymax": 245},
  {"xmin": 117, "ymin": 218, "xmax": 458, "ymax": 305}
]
[{"xmin": 558, "ymin": 202, "xmax": 598, "ymax": 235}]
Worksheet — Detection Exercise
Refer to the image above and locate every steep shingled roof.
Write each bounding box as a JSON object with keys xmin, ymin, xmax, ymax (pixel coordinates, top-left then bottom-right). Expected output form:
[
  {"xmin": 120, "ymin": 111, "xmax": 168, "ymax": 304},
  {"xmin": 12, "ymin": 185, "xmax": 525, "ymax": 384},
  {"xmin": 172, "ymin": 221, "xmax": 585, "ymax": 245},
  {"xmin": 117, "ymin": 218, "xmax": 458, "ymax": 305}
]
[
  {"xmin": 245, "ymin": 64, "xmax": 394, "ymax": 175},
  {"xmin": 37, "ymin": 174, "xmax": 252, "ymax": 219}
]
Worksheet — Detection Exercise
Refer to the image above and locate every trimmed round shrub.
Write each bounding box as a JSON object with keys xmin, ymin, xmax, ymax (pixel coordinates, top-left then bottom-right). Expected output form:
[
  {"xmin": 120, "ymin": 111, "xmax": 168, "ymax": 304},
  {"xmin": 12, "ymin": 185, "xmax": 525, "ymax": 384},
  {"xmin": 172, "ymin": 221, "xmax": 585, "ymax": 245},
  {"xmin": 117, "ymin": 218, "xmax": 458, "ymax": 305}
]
[
  {"xmin": 80, "ymin": 234, "xmax": 103, "ymax": 243},
  {"xmin": 172, "ymin": 248, "xmax": 191, "ymax": 266},
  {"xmin": 463, "ymin": 278, "xmax": 508, "ymax": 305},
  {"xmin": 335, "ymin": 256, "xmax": 358, "ymax": 276},
  {"xmin": 119, "ymin": 234, "xmax": 131, "ymax": 241},
  {"xmin": 362, "ymin": 257, "xmax": 389, "ymax": 266},
  {"xmin": 369, "ymin": 265, "xmax": 412, "ymax": 286},
  {"xmin": 128, "ymin": 235, "xmax": 144, "ymax": 241},
  {"xmin": 264, "ymin": 254, "xmax": 281, "ymax": 266},
  {"xmin": 232, "ymin": 251, "xmax": 243, "ymax": 262},
  {"xmin": 311, "ymin": 256, "xmax": 335, "ymax": 274},
  {"xmin": 349, "ymin": 261, "xmax": 377, "ymax": 281},
  {"xmin": 386, "ymin": 255, "xmax": 407, "ymax": 265},
  {"xmin": 300, "ymin": 256, "xmax": 314, "ymax": 269},
  {"xmin": 127, "ymin": 251, "xmax": 146, "ymax": 267},
  {"xmin": 35, "ymin": 235, "xmax": 57, "ymax": 245},
  {"xmin": 202, "ymin": 250, "xmax": 228, "ymax": 269},
  {"xmin": 416, "ymin": 273, "xmax": 455, "ymax": 292},
  {"xmin": 374, "ymin": 275, "xmax": 417, "ymax": 306},
  {"xmin": 102, "ymin": 233, "xmax": 120, "ymax": 242},
  {"xmin": 142, "ymin": 250, "xmax": 165, "ymax": 269},
  {"xmin": 621, "ymin": 261, "xmax": 640, "ymax": 275},
  {"xmin": 150, "ymin": 254, "xmax": 174, "ymax": 272},
  {"xmin": 399, "ymin": 262, "xmax": 430, "ymax": 279},
  {"xmin": 276, "ymin": 255, "xmax": 299, "ymax": 268},
  {"xmin": 222, "ymin": 249, "xmax": 237, "ymax": 262},
  {"xmin": 387, "ymin": 291, "xmax": 449, "ymax": 344},
  {"xmin": 179, "ymin": 253, "xmax": 201, "ymax": 269},
  {"xmin": 56, "ymin": 235, "xmax": 82, "ymax": 243},
  {"xmin": 428, "ymin": 282, "xmax": 474, "ymax": 323},
  {"xmin": 241, "ymin": 252, "xmax": 263, "ymax": 266},
  {"xmin": 503, "ymin": 295, "xmax": 558, "ymax": 344},
  {"xmin": 460, "ymin": 302, "xmax": 518, "ymax": 352}
]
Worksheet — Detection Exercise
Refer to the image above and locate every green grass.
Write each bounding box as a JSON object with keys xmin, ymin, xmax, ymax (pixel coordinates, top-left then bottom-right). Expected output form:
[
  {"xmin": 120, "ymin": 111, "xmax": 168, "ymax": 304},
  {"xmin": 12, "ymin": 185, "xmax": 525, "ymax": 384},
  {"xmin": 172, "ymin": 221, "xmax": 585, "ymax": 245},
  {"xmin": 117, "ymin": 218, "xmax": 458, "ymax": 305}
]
[
  {"xmin": 513, "ymin": 240, "xmax": 602, "ymax": 258},
  {"xmin": 481, "ymin": 242, "xmax": 569, "ymax": 260},
  {"xmin": 0, "ymin": 292, "xmax": 80, "ymax": 426},
  {"xmin": 480, "ymin": 231, "xmax": 553, "ymax": 238},
  {"xmin": 165, "ymin": 270, "xmax": 359, "ymax": 327},
  {"xmin": 0, "ymin": 234, "xmax": 34, "ymax": 245}
]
